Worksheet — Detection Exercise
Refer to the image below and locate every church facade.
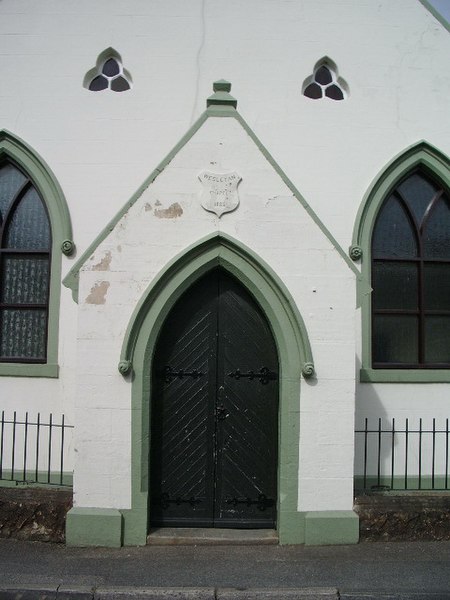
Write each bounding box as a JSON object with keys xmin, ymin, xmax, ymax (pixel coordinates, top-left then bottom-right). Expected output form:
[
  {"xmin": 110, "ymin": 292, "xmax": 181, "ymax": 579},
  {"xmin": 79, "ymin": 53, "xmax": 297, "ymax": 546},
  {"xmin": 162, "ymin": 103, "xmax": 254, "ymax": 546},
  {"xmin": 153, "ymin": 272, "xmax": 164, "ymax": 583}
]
[{"xmin": 0, "ymin": 0, "xmax": 449, "ymax": 546}]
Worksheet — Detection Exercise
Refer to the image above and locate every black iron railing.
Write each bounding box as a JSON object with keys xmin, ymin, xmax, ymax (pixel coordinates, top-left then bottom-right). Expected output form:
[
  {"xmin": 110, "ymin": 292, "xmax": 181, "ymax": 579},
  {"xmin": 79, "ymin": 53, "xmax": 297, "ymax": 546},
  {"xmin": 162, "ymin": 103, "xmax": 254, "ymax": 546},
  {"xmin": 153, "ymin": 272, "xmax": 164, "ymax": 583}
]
[
  {"xmin": 0, "ymin": 411, "xmax": 74, "ymax": 487},
  {"xmin": 355, "ymin": 418, "xmax": 449, "ymax": 492}
]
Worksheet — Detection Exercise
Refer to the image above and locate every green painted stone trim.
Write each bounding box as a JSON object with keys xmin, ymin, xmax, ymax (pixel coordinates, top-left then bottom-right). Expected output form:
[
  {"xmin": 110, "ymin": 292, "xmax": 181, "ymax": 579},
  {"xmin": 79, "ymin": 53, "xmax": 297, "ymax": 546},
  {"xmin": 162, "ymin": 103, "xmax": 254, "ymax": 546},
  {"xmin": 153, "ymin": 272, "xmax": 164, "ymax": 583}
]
[
  {"xmin": 0, "ymin": 363, "xmax": 58, "ymax": 378},
  {"xmin": 304, "ymin": 510, "xmax": 359, "ymax": 546},
  {"xmin": 361, "ymin": 368, "xmax": 450, "ymax": 383},
  {"xmin": 0, "ymin": 470, "xmax": 72, "ymax": 488},
  {"xmin": 66, "ymin": 507, "xmax": 122, "ymax": 547},
  {"xmin": 63, "ymin": 80, "xmax": 358, "ymax": 303},
  {"xmin": 207, "ymin": 79, "xmax": 237, "ymax": 108},
  {"xmin": 119, "ymin": 232, "xmax": 314, "ymax": 376},
  {"xmin": 419, "ymin": 0, "xmax": 450, "ymax": 32},
  {"xmin": 0, "ymin": 130, "xmax": 75, "ymax": 378},
  {"xmin": 119, "ymin": 233, "xmax": 314, "ymax": 545},
  {"xmin": 352, "ymin": 141, "xmax": 450, "ymax": 382}
]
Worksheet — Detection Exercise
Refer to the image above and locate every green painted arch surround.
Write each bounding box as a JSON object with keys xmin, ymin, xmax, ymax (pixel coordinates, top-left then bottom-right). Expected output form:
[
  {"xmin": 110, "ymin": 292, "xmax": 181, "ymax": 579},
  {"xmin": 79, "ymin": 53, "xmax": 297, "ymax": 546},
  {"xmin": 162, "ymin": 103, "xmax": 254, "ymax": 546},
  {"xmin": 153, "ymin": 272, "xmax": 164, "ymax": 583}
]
[
  {"xmin": 351, "ymin": 141, "xmax": 450, "ymax": 383},
  {"xmin": 0, "ymin": 130, "xmax": 75, "ymax": 377},
  {"xmin": 119, "ymin": 233, "xmax": 315, "ymax": 545}
]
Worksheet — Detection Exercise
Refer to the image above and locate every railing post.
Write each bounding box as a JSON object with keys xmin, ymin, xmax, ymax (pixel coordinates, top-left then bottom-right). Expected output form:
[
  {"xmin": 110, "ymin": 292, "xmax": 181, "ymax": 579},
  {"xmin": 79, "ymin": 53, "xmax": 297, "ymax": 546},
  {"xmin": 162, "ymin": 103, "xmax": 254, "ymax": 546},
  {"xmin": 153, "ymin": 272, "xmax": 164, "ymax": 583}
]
[
  {"xmin": 23, "ymin": 412, "xmax": 29, "ymax": 482},
  {"xmin": 47, "ymin": 413, "xmax": 53, "ymax": 484},
  {"xmin": 391, "ymin": 418, "xmax": 395, "ymax": 490}
]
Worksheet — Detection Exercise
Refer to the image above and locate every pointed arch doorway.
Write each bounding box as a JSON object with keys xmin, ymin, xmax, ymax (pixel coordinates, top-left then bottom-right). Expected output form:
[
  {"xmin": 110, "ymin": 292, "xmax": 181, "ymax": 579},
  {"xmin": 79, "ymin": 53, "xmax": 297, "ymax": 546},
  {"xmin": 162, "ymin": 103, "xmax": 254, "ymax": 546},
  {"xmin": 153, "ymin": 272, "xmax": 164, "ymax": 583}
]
[{"xmin": 150, "ymin": 268, "xmax": 279, "ymax": 528}]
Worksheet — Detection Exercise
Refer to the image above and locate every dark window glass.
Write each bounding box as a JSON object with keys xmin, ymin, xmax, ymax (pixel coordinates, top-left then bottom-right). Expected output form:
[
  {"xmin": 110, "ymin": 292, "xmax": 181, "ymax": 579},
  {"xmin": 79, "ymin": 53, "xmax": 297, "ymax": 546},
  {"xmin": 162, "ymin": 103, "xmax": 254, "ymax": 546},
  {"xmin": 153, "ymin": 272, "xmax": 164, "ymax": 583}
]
[
  {"xmin": 325, "ymin": 84, "xmax": 344, "ymax": 100},
  {"xmin": 0, "ymin": 160, "xmax": 51, "ymax": 363},
  {"xmin": 423, "ymin": 195, "xmax": 450, "ymax": 259},
  {"xmin": 0, "ymin": 308, "xmax": 47, "ymax": 360},
  {"xmin": 89, "ymin": 75, "xmax": 108, "ymax": 91},
  {"xmin": 397, "ymin": 173, "xmax": 438, "ymax": 225},
  {"xmin": 373, "ymin": 315, "xmax": 418, "ymax": 364},
  {"xmin": 304, "ymin": 83, "xmax": 322, "ymax": 99},
  {"xmin": 372, "ymin": 196, "xmax": 417, "ymax": 258},
  {"xmin": 425, "ymin": 317, "xmax": 450, "ymax": 363},
  {"xmin": 102, "ymin": 58, "xmax": 120, "ymax": 77},
  {"xmin": 372, "ymin": 262, "xmax": 418, "ymax": 310},
  {"xmin": 0, "ymin": 163, "xmax": 27, "ymax": 221},
  {"xmin": 371, "ymin": 170, "xmax": 450, "ymax": 368},
  {"xmin": 315, "ymin": 66, "xmax": 332, "ymax": 85},
  {"xmin": 1, "ymin": 256, "xmax": 50, "ymax": 304},
  {"xmin": 5, "ymin": 188, "xmax": 50, "ymax": 250},
  {"xmin": 111, "ymin": 76, "xmax": 131, "ymax": 92},
  {"xmin": 423, "ymin": 263, "xmax": 450, "ymax": 310}
]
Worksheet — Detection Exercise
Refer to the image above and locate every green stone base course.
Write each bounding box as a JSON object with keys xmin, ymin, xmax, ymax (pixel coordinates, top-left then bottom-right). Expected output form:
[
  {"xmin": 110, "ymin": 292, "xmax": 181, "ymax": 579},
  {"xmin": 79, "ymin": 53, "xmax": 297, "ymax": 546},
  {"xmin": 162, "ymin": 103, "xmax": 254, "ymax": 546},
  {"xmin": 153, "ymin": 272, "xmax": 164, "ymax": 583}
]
[
  {"xmin": 304, "ymin": 510, "xmax": 359, "ymax": 546},
  {"xmin": 66, "ymin": 507, "xmax": 122, "ymax": 547}
]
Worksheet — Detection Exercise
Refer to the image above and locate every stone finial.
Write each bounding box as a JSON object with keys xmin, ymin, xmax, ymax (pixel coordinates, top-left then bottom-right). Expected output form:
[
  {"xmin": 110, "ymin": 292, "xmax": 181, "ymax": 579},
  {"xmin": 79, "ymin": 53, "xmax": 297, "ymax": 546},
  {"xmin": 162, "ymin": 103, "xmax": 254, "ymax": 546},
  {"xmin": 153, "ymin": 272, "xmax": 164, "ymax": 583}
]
[{"xmin": 207, "ymin": 80, "xmax": 237, "ymax": 108}]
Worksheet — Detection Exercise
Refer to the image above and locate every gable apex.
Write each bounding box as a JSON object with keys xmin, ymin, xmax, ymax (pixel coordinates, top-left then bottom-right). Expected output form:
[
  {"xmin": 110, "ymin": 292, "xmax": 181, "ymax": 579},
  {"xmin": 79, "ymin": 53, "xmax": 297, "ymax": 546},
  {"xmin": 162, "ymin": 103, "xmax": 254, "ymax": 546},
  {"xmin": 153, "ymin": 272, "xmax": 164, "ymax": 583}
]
[{"xmin": 63, "ymin": 81, "xmax": 358, "ymax": 302}]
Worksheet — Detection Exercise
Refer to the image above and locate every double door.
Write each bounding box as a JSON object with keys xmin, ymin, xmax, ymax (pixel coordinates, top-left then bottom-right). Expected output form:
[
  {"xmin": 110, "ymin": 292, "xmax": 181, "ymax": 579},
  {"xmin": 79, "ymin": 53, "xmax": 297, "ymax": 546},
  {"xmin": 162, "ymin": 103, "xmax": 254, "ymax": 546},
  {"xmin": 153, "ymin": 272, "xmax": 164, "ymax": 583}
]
[{"xmin": 150, "ymin": 269, "xmax": 278, "ymax": 528}]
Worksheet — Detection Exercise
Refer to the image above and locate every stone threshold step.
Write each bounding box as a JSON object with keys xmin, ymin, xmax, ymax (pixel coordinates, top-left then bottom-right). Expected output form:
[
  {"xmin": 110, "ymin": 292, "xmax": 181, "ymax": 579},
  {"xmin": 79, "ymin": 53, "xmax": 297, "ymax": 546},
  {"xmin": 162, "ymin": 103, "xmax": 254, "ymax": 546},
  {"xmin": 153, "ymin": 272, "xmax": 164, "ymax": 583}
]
[{"xmin": 147, "ymin": 527, "xmax": 278, "ymax": 545}]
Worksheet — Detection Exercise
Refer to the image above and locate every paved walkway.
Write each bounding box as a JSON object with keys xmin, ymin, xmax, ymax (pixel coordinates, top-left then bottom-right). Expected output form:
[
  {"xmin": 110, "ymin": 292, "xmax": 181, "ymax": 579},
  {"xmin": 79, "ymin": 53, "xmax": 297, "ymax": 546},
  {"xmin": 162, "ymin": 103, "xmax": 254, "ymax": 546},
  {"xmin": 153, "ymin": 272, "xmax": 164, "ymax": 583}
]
[{"xmin": 1, "ymin": 538, "xmax": 450, "ymax": 599}]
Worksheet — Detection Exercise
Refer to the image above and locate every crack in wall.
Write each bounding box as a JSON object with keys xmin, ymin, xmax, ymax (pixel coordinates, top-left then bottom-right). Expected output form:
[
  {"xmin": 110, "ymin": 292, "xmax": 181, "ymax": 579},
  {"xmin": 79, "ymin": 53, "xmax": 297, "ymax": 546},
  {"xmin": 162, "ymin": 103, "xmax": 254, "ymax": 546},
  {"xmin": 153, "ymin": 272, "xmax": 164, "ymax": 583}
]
[{"xmin": 190, "ymin": 0, "xmax": 206, "ymax": 125}]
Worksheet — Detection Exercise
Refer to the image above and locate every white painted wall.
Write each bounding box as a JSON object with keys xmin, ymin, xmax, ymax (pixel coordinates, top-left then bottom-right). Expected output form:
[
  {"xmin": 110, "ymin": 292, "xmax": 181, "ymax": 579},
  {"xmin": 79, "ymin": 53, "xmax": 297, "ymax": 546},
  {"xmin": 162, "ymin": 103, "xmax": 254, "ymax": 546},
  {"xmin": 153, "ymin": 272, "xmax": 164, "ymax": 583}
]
[
  {"xmin": 74, "ymin": 115, "xmax": 356, "ymax": 510},
  {"xmin": 0, "ymin": 0, "xmax": 449, "ymax": 500}
]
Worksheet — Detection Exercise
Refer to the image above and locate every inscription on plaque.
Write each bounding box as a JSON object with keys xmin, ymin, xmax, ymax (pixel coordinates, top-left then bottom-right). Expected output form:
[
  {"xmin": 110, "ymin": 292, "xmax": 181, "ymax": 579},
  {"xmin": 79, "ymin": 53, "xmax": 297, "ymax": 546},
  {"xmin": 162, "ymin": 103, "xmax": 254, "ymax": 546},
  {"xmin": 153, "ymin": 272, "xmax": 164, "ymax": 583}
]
[{"xmin": 198, "ymin": 171, "xmax": 242, "ymax": 217}]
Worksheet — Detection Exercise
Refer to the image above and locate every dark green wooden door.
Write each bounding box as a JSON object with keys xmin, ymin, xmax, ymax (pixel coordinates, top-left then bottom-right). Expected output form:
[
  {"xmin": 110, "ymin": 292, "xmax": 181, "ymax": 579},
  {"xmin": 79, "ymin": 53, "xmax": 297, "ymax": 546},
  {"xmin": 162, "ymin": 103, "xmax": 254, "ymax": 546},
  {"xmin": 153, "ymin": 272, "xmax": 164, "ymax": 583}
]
[{"xmin": 150, "ymin": 269, "xmax": 278, "ymax": 528}]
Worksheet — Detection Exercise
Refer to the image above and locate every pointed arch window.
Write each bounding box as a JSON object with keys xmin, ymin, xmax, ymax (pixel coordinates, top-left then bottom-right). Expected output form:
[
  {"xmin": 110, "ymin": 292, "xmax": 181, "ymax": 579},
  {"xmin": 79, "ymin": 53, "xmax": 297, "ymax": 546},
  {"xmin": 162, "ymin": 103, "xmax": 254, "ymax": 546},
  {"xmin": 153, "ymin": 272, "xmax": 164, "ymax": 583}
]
[
  {"xmin": 0, "ymin": 160, "xmax": 51, "ymax": 362},
  {"xmin": 371, "ymin": 171, "xmax": 450, "ymax": 368},
  {"xmin": 0, "ymin": 130, "xmax": 74, "ymax": 377}
]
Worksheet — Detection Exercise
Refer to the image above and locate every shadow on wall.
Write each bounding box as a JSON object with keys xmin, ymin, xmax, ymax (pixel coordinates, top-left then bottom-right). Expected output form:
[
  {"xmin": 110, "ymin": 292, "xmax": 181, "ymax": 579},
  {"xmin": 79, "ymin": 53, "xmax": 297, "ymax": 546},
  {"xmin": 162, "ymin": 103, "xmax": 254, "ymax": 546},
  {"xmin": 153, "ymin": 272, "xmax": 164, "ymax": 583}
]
[{"xmin": 355, "ymin": 357, "xmax": 450, "ymax": 492}]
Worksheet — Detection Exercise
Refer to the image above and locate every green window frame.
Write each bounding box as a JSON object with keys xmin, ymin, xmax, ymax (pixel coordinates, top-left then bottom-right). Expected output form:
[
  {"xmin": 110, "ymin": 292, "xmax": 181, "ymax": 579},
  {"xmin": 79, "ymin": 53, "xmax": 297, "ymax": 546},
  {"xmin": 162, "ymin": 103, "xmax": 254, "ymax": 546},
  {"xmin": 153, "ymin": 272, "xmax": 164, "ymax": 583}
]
[
  {"xmin": 0, "ymin": 130, "xmax": 74, "ymax": 377},
  {"xmin": 351, "ymin": 142, "xmax": 450, "ymax": 383}
]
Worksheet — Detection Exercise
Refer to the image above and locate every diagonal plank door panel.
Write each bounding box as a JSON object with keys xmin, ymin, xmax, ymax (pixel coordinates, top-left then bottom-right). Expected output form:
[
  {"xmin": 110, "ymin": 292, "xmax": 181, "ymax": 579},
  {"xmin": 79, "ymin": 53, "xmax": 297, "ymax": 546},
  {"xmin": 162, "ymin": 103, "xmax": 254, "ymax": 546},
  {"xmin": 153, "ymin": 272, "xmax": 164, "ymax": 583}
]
[{"xmin": 150, "ymin": 269, "xmax": 278, "ymax": 528}]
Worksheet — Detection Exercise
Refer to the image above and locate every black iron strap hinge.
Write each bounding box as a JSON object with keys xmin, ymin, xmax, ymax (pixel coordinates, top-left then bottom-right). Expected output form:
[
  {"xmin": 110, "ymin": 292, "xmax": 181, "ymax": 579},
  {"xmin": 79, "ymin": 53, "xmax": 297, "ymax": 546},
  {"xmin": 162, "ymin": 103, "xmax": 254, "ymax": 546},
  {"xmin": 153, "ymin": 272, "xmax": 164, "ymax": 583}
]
[
  {"xmin": 158, "ymin": 493, "xmax": 202, "ymax": 509},
  {"xmin": 228, "ymin": 366, "xmax": 277, "ymax": 385},
  {"xmin": 225, "ymin": 494, "xmax": 275, "ymax": 511},
  {"xmin": 163, "ymin": 365, "xmax": 204, "ymax": 382}
]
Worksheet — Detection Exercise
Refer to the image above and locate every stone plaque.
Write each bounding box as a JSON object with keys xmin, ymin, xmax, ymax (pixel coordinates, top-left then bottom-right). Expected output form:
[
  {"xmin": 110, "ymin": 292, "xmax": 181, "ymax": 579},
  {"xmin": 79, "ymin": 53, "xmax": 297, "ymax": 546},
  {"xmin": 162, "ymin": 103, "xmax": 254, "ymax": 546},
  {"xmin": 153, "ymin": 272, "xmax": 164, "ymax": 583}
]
[{"xmin": 198, "ymin": 171, "xmax": 241, "ymax": 217}]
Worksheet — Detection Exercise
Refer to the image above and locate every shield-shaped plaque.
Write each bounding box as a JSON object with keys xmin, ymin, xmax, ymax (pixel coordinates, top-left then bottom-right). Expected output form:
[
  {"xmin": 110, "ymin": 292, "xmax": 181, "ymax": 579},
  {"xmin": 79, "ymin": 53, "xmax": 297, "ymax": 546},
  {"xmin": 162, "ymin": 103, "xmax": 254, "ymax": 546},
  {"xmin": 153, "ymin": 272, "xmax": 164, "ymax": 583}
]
[{"xmin": 198, "ymin": 171, "xmax": 242, "ymax": 217}]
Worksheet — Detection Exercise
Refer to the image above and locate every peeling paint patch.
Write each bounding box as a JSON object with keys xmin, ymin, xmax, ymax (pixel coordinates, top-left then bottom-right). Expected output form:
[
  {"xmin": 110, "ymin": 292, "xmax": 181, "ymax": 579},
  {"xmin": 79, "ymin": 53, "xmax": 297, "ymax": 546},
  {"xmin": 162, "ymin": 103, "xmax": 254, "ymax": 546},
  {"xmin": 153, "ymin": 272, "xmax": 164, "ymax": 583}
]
[
  {"xmin": 154, "ymin": 202, "xmax": 183, "ymax": 219},
  {"xmin": 145, "ymin": 203, "xmax": 153, "ymax": 212},
  {"xmin": 85, "ymin": 281, "xmax": 110, "ymax": 305},
  {"xmin": 92, "ymin": 251, "xmax": 112, "ymax": 271}
]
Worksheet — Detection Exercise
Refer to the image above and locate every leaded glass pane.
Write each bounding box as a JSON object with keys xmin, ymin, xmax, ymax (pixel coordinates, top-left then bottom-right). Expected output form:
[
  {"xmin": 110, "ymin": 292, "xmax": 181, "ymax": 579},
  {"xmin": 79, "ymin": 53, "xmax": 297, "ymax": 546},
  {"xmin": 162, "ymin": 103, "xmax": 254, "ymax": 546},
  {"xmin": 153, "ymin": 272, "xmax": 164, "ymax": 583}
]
[
  {"xmin": 4, "ymin": 188, "xmax": 50, "ymax": 250},
  {"xmin": 373, "ymin": 315, "xmax": 418, "ymax": 364},
  {"xmin": 0, "ymin": 309, "xmax": 47, "ymax": 359},
  {"xmin": 423, "ymin": 196, "xmax": 450, "ymax": 259},
  {"xmin": 1, "ymin": 256, "xmax": 49, "ymax": 304},
  {"xmin": 372, "ymin": 261, "xmax": 418, "ymax": 310},
  {"xmin": 425, "ymin": 316, "xmax": 450, "ymax": 363},
  {"xmin": 0, "ymin": 163, "xmax": 27, "ymax": 222},
  {"xmin": 372, "ymin": 196, "xmax": 417, "ymax": 258},
  {"xmin": 397, "ymin": 173, "xmax": 438, "ymax": 226},
  {"xmin": 423, "ymin": 263, "xmax": 450, "ymax": 310}
]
